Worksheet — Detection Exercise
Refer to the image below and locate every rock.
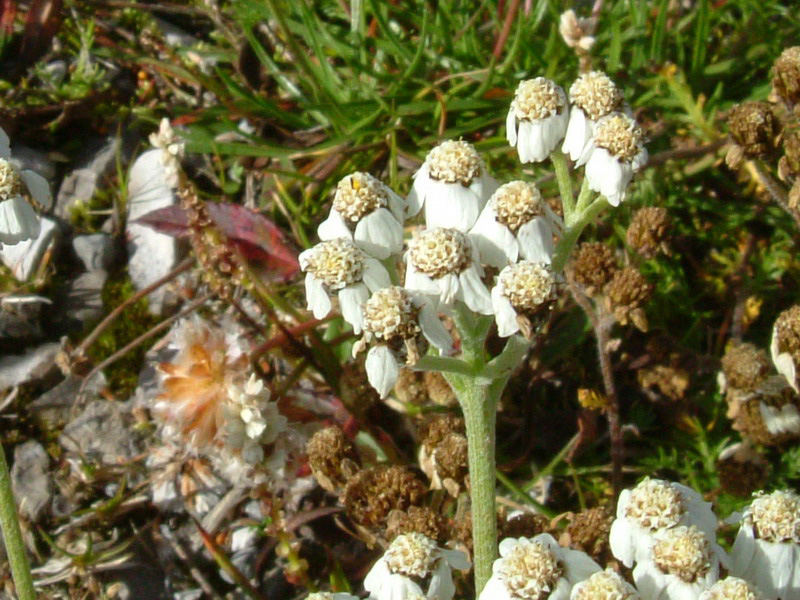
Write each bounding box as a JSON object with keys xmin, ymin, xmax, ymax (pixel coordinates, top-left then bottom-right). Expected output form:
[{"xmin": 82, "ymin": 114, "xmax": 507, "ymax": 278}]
[
  {"xmin": 64, "ymin": 269, "xmax": 107, "ymax": 326},
  {"xmin": 73, "ymin": 233, "xmax": 117, "ymax": 271},
  {"xmin": 55, "ymin": 135, "xmax": 137, "ymax": 220},
  {"xmin": 0, "ymin": 217, "xmax": 60, "ymax": 280},
  {"xmin": 11, "ymin": 440, "xmax": 52, "ymax": 522},
  {"xmin": 11, "ymin": 145, "xmax": 57, "ymax": 182},
  {"xmin": 30, "ymin": 373, "xmax": 106, "ymax": 431},
  {"xmin": 125, "ymin": 149, "xmax": 183, "ymax": 315},
  {"xmin": 0, "ymin": 342, "xmax": 61, "ymax": 391},
  {"xmin": 59, "ymin": 399, "xmax": 144, "ymax": 466},
  {"xmin": 0, "ymin": 294, "xmax": 50, "ymax": 341}
]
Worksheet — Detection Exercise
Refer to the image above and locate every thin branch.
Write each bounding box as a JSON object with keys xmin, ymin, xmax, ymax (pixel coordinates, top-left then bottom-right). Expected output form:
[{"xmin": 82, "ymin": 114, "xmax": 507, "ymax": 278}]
[{"xmin": 492, "ymin": 0, "xmax": 520, "ymax": 60}]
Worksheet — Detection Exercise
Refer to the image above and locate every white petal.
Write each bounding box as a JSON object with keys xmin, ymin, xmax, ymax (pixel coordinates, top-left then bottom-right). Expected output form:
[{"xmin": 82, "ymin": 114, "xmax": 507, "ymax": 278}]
[
  {"xmin": 458, "ymin": 266, "xmax": 493, "ymax": 315},
  {"xmin": 633, "ymin": 561, "xmax": 666, "ymax": 600},
  {"xmin": 317, "ymin": 209, "xmax": 352, "ymax": 241},
  {"xmin": 423, "ymin": 179, "xmax": 482, "ymax": 231},
  {"xmin": 471, "ymin": 172, "xmax": 499, "ymax": 205},
  {"xmin": 730, "ymin": 525, "xmax": 757, "ymax": 579},
  {"xmin": 427, "ymin": 560, "xmax": 456, "ymax": 600},
  {"xmin": 491, "ymin": 284, "xmax": 520, "ymax": 338},
  {"xmin": 506, "ymin": 109, "xmax": 518, "ymax": 147},
  {"xmin": 560, "ymin": 546, "xmax": 601, "ymax": 583},
  {"xmin": 562, "ymin": 106, "xmax": 590, "ymax": 162},
  {"xmin": 385, "ymin": 188, "xmax": 406, "ymax": 223},
  {"xmin": 338, "ymin": 283, "xmax": 369, "ymax": 334},
  {"xmin": 480, "ymin": 575, "xmax": 512, "ymax": 600},
  {"xmin": 548, "ymin": 579, "xmax": 572, "ymax": 600},
  {"xmin": 772, "ymin": 325, "xmax": 798, "ymax": 392},
  {"xmin": 469, "ymin": 204, "xmax": 518, "ymax": 268},
  {"xmin": 406, "ymin": 165, "xmax": 429, "ymax": 218},
  {"xmin": 438, "ymin": 272, "xmax": 460, "ymax": 306},
  {"xmin": 764, "ymin": 539, "xmax": 795, "ymax": 596},
  {"xmin": 516, "ymin": 120, "xmax": 534, "ymax": 163},
  {"xmin": 418, "ymin": 303, "xmax": 453, "ymax": 352},
  {"xmin": 609, "ymin": 518, "xmax": 636, "ymax": 568},
  {"xmin": 498, "ymin": 537, "xmax": 521, "ymax": 557},
  {"xmin": 304, "ymin": 273, "xmax": 331, "ymax": 319},
  {"xmin": 354, "ymin": 208, "xmax": 403, "ymax": 259},
  {"xmin": 362, "ymin": 258, "xmax": 391, "ymax": 292},
  {"xmin": 759, "ymin": 402, "xmax": 800, "ymax": 434},
  {"xmin": 365, "ymin": 345, "xmax": 400, "ymax": 399},
  {"xmin": 0, "ymin": 127, "xmax": 9, "ymax": 159},
  {"xmin": 517, "ymin": 217, "xmax": 555, "ymax": 264},
  {"xmin": 586, "ymin": 149, "xmax": 628, "ymax": 206},
  {"xmin": 364, "ymin": 559, "xmax": 392, "ymax": 595},
  {"xmin": 404, "ymin": 263, "xmax": 440, "ymax": 297},
  {"xmin": 298, "ymin": 247, "xmax": 314, "ymax": 270},
  {"xmin": 0, "ymin": 197, "xmax": 40, "ymax": 245},
  {"xmin": 441, "ymin": 548, "xmax": 470, "ymax": 571},
  {"xmin": 20, "ymin": 170, "xmax": 52, "ymax": 210}
]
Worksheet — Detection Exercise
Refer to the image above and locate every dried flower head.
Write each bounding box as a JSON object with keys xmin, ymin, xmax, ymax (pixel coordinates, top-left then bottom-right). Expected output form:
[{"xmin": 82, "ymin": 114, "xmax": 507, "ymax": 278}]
[
  {"xmin": 626, "ymin": 206, "xmax": 671, "ymax": 258},
  {"xmin": 386, "ymin": 506, "xmax": 447, "ymax": 544},
  {"xmin": 343, "ymin": 465, "xmax": 427, "ymax": 528},
  {"xmin": 727, "ymin": 102, "xmax": 779, "ymax": 161},
  {"xmin": 726, "ymin": 375, "xmax": 800, "ymax": 446},
  {"xmin": 572, "ymin": 242, "xmax": 617, "ymax": 295},
  {"xmin": 564, "ymin": 507, "xmax": 613, "ymax": 563},
  {"xmin": 559, "ymin": 10, "xmax": 596, "ymax": 52},
  {"xmin": 500, "ymin": 510, "xmax": 550, "ymax": 541},
  {"xmin": 306, "ymin": 425, "xmax": 360, "ymax": 493},
  {"xmin": 779, "ymin": 130, "xmax": 800, "ymax": 181},
  {"xmin": 716, "ymin": 442, "xmax": 769, "ymax": 498},
  {"xmin": 605, "ymin": 267, "xmax": 652, "ymax": 331},
  {"xmin": 771, "ymin": 304, "xmax": 800, "ymax": 392},
  {"xmin": 721, "ymin": 342, "xmax": 772, "ymax": 392},
  {"xmin": 773, "ymin": 46, "xmax": 800, "ymax": 107}
]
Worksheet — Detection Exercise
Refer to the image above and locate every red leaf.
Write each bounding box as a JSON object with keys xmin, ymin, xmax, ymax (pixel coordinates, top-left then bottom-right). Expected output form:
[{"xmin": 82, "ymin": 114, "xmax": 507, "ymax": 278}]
[{"xmin": 135, "ymin": 203, "xmax": 299, "ymax": 281}]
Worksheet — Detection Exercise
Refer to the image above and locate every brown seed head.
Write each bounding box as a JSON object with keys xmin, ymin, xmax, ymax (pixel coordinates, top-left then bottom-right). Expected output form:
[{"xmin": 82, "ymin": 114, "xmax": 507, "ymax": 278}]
[
  {"xmin": 773, "ymin": 46, "xmax": 800, "ymax": 106},
  {"xmin": 564, "ymin": 507, "xmax": 613, "ymax": 562},
  {"xmin": 385, "ymin": 506, "xmax": 448, "ymax": 544},
  {"xmin": 606, "ymin": 267, "xmax": 652, "ymax": 330},
  {"xmin": 343, "ymin": 465, "xmax": 427, "ymax": 529},
  {"xmin": 775, "ymin": 305, "xmax": 800, "ymax": 366},
  {"xmin": 306, "ymin": 426, "xmax": 360, "ymax": 493},
  {"xmin": 499, "ymin": 511, "xmax": 550, "ymax": 540},
  {"xmin": 721, "ymin": 342, "xmax": 771, "ymax": 392},
  {"xmin": 716, "ymin": 443, "xmax": 769, "ymax": 498},
  {"xmin": 434, "ymin": 433, "xmax": 469, "ymax": 484},
  {"xmin": 779, "ymin": 130, "xmax": 800, "ymax": 180},
  {"xmin": 572, "ymin": 242, "xmax": 618, "ymax": 295},
  {"xmin": 626, "ymin": 206, "xmax": 671, "ymax": 258},
  {"xmin": 727, "ymin": 101, "xmax": 779, "ymax": 157}
]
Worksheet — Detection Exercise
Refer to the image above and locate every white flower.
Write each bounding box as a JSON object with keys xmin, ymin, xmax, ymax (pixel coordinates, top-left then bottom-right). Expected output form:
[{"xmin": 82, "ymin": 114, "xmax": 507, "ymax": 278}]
[
  {"xmin": 562, "ymin": 71, "xmax": 624, "ymax": 165},
  {"xmin": 559, "ymin": 10, "xmax": 596, "ymax": 52},
  {"xmin": 609, "ymin": 478, "xmax": 718, "ymax": 568},
  {"xmin": 307, "ymin": 593, "xmax": 361, "ymax": 600},
  {"xmin": 699, "ymin": 577, "xmax": 766, "ymax": 600},
  {"xmin": 148, "ymin": 118, "xmax": 185, "ymax": 187},
  {"xmin": 300, "ymin": 237, "xmax": 391, "ymax": 334},
  {"xmin": 480, "ymin": 534, "xmax": 600, "ymax": 600},
  {"xmin": 469, "ymin": 181, "xmax": 558, "ymax": 269},
  {"xmin": 223, "ymin": 374, "xmax": 287, "ymax": 465},
  {"xmin": 506, "ymin": 78, "xmax": 570, "ymax": 163},
  {"xmin": 570, "ymin": 568, "xmax": 640, "ymax": 599},
  {"xmin": 364, "ymin": 532, "xmax": 469, "ymax": 600},
  {"xmin": 491, "ymin": 262, "xmax": 556, "ymax": 338},
  {"xmin": 318, "ymin": 172, "xmax": 405, "ymax": 259},
  {"xmin": 359, "ymin": 286, "xmax": 453, "ymax": 398},
  {"xmin": 404, "ymin": 227, "xmax": 493, "ymax": 314},
  {"xmin": 406, "ymin": 140, "xmax": 498, "ymax": 231},
  {"xmin": 633, "ymin": 525, "xmax": 724, "ymax": 600},
  {"xmin": 0, "ymin": 127, "xmax": 49, "ymax": 245},
  {"xmin": 584, "ymin": 112, "xmax": 648, "ymax": 207},
  {"xmin": 730, "ymin": 490, "xmax": 800, "ymax": 600}
]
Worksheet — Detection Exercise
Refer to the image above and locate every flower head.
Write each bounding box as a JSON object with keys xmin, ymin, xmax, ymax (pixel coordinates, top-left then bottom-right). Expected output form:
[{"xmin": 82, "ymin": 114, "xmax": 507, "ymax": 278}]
[
  {"xmin": 559, "ymin": 10, "xmax": 596, "ymax": 53},
  {"xmin": 633, "ymin": 525, "xmax": 723, "ymax": 600},
  {"xmin": 584, "ymin": 112, "xmax": 648, "ymax": 206},
  {"xmin": 317, "ymin": 172, "xmax": 405, "ymax": 259},
  {"xmin": 699, "ymin": 577, "xmax": 766, "ymax": 600},
  {"xmin": 507, "ymin": 78, "xmax": 570, "ymax": 163},
  {"xmin": 404, "ymin": 227, "xmax": 493, "ymax": 314},
  {"xmin": 0, "ymin": 127, "xmax": 48, "ymax": 245},
  {"xmin": 773, "ymin": 46, "xmax": 800, "ymax": 107},
  {"xmin": 563, "ymin": 71, "xmax": 624, "ymax": 164},
  {"xmin": 480, "ymin": 534, "xmax": 600, "ymax": 600},
  {"xmin": 771, "ymin": 305, "xmax": 800, "ymax": 393},
  {"xmin": 570, "ymin": 568, "xmax": 639, "ymax": 600},
  {"xmin": 609, "ymin": 478, "xmax": 718, "ymax": 568},
  {"xmin": 406, "ymin": 140, "xmax": 498, "ymax": 231},
  {"xmin": 469, "ymin": 181, "xmax": 558, "ymax": 269},
  {"xmin": 491, "ymin": 261, "xmax": 556, "ymax": 338},
  {"xmin": 731, "ymin": 490, "xmax": 800, "ymax": 600},
  {"xmin": 149, "ymin": 118, "xmax": 185, "ymax": 187},
  {"xmin": 307, "ymin": 593, "xmax": 360, "ymax": 600},
  {"xmin": 364, "ymin": 532, "xmax": 469, "ymax": 600},
  {"xmin": 358, "ymin": 286, "xmax": 453, "ymax": 398},
  {"xmin": 300, "ymin": 237, "xmax": 391, "ymax": 333}
]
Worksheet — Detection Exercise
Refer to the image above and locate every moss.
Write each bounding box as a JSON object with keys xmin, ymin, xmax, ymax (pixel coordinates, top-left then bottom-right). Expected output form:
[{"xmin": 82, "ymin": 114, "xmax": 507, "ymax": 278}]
[{"xmin": 86, "ymin": 271, "xmax": 160, "ymax": 398}]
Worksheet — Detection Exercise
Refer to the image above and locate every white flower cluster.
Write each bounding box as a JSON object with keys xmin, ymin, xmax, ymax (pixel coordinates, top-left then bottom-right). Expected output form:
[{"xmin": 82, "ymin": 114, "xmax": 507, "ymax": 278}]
[
  {"xmin": 507, "ymin": 73, "xmax": 647, "ymax": 206},
  {"xmin": 0, "ymin": 126, "xmax": 50, "ymax": 245}
]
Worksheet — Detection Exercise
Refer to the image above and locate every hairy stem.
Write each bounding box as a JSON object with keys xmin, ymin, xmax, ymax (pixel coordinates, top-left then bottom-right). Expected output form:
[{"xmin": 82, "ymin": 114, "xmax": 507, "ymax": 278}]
[
  {"xmin": 0, "ymin": 444, "xmax": 36, "ymax": 600},
  {"xmin": 551, "ymin": 151, "xmax": 575, "ymax": 217}
]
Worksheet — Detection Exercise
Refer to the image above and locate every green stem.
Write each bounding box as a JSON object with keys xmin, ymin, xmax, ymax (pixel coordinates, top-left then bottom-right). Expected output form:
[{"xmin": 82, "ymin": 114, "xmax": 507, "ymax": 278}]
[
  {"xmin": 552, "ymin": 197, "xmax": 609, "ymax": 273},
  {"xmin": 446, "ymin": 372, "xmax": 501, "ymax": 594},
  {"xmin": 0, "ymin": 444, "xmax": 36, "ymax": 600},
  {"xmin": 572, "ymin": 178, "xmax": 595, "ymax": 218},
  {"xmin": 551, "ymin": 151, "xmax": 574, "ymax": 218}
]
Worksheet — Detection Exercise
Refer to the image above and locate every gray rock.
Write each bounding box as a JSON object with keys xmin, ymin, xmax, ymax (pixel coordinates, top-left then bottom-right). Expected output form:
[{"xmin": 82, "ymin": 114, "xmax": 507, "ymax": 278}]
[
  {"xmin": 11, "ymin": 145, "xmax": 56, "ymax": 182},
  {"xmin": 125, "ymin": 149, "xmax": 182, "ymax": 315},
  {"xmin": 29, "ymin": 372, "xmax": 106, "ymax": 431},
  {"xmin": 0, "ymin": 342, "xmax": 60, "ymax": 391},
  {"xmin": 73, "ymin": 233, "xmax": 117, "ymax": 271},
  {"xmin": 64, "ymin": 269, "xmax": 107, "ymax": 326},
  {"xmin": 11, "ymin": 440, "xmax": 52, "ymax": 522},
  {"xmin": 55, "ymin": 135, "xmax": 136, "ymax": 220},
  {"xmin": 0, "ymin": 295, "xmax": 50, "ymax": 340},
  {"xmin": 0, "ymin": 217, "xmax": 61, "ymax": 280},
  {"xmin": 59, "ymin": 400, "xmax": 143, "ymax": 466}
]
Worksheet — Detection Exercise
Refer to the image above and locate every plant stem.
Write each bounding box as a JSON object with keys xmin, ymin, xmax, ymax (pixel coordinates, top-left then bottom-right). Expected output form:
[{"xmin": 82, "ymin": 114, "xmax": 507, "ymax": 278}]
[
  {"xmin": 551, "ymin": 151, "xmax": 574, "ymax": 217},
  {"xmin": 0, "ymin": 444, "xmax": 36, "ymax": 600},
  {"xmin": 552, "ymin": 197, "xmax": 608, "ymax": 273}
]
